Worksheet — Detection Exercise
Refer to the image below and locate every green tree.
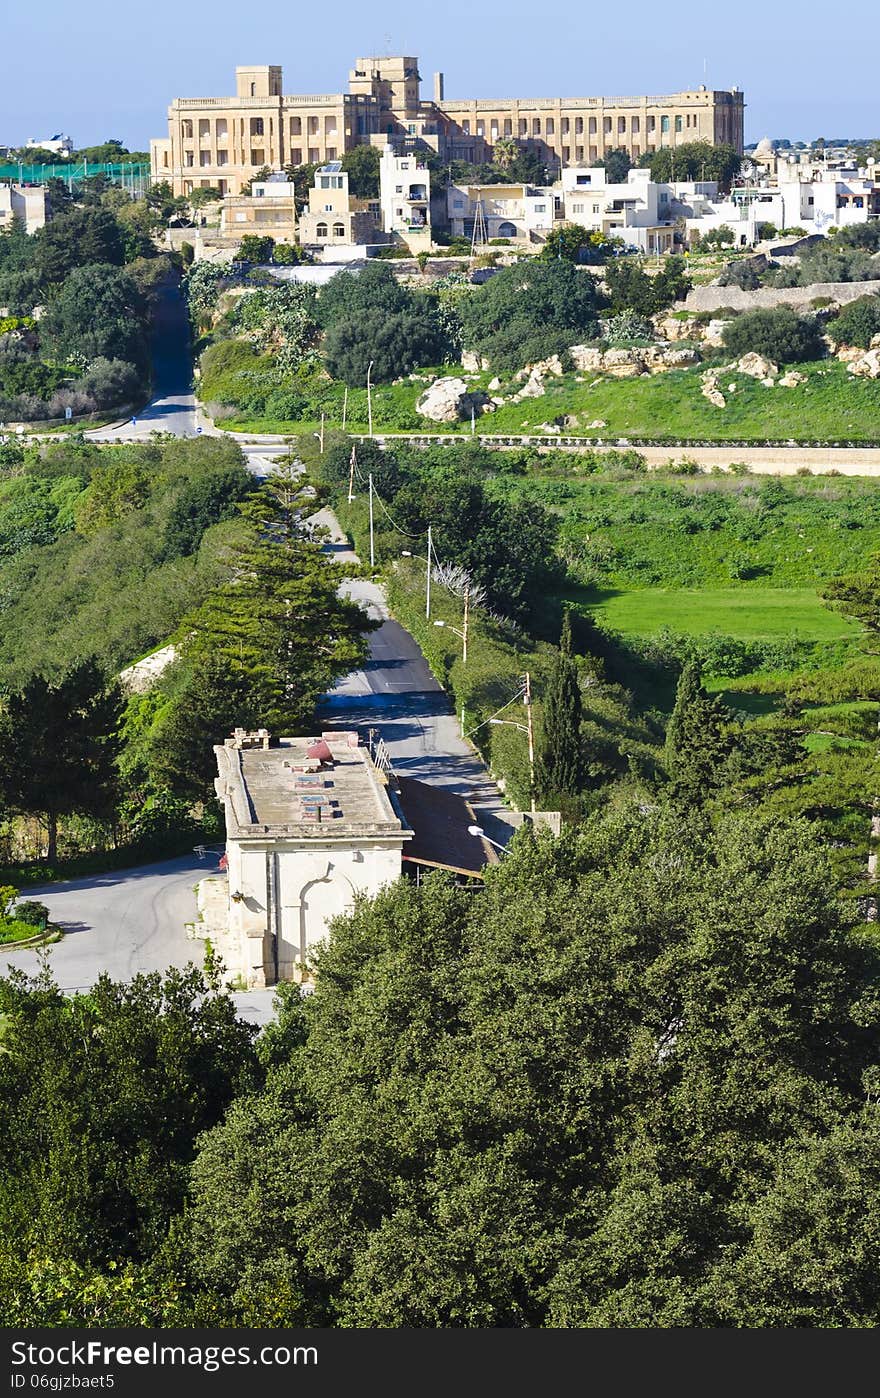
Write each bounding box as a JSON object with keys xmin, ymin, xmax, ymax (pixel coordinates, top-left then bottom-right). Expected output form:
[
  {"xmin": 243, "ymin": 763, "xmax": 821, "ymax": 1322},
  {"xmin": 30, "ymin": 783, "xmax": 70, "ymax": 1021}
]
[
  {"xmin": 647, "ymin": 141, "xmax": 741, "ymax": 190},
  {"xmin": 0, "ymin": 659, "xmax": 121, "ymax": 862},
  {"xmin": 536, "ymin": 611, "xmax": 582, "ymax": 799},
  {"xmin": 177, "ymin": 807, "xmax": 880, "ymax": 1326},
  {"xmin": 341, "ymin": 145, "xmax": 381, "ymax": 199},
  {"xmin": 166, "ymin": 467, "xmax": 377, "ymax": 744},
  {"xmin": 826, "ymin": 294, "xmax": 880, "ymax": 350},
  {"xmin": 597, "ymin": 147, "xmax": 632, "ymax": 184},
  {"xmin": 315, "ymin": 261, "xmax": 410, "ymax": 329},
  {"xmin": 41, "ymin": 263, "xmax": 149, "ymax": 374},
  {"xmin": 323, "ymin": 306, "xmax": 448, "ymax": 385},
  {"xmin": 665, "ymin": 659, "xmax": 731, "ymax": 805},
  {"xmin": 32, "ymin": 206, "xmax": 126, "ymax": 286},
  {"xmin": 721, "ymin": 306, "xmax": 823, "ymax": 364},
  {"xmin": 237, "ymin": 234, "xmax": 275, "ymax": 264},
  {"xmin": 459, "ymin": 258, "xmax": 603, "ymax": 370},
  {"xmin": 540, "ymin": 223, "xmax": 603, "ymax": 264},
  {"xmin": 0, "ymin": 963, "xmax": 259, "ymax": 1282}
]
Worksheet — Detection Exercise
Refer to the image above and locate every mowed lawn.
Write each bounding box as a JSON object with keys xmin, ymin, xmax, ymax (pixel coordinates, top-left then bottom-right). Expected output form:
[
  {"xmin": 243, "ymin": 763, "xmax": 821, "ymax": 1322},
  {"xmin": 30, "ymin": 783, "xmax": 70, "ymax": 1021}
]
[{"xmin": 582, "ymin": 586, "xmax": 861, "ymax": 642}]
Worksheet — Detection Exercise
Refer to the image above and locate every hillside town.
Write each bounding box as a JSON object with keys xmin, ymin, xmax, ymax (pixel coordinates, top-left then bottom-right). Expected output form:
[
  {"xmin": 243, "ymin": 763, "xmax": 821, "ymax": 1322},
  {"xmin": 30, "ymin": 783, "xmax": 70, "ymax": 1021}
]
[{"xmin": 3, "ymin": 30, "xmax": 880, "ymax": 1339}]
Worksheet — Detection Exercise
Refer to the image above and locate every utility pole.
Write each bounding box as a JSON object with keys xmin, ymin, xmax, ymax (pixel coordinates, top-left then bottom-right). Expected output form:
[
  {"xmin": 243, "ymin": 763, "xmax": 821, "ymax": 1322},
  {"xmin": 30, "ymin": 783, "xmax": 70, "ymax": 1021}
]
[
  {"xmin": 366, "ymin": 360, "xmax": 374, "ymax": 439},
  {"xmin": 368, "ymin": 472, "xmax": 375, "ymax": 568},
  {"xmin": 319, "ymin": 411, "xmax": 325, "ymax": 453},
  {"xmin": 462, "ymin": 588, "xmax": 469, "ymax": 665},
  {"xmin": 348, "ymin": 444, "xmax": 356, "ymax": 503},
  {"xmin": 426, "ymin": 522, "xmax": 432, "ymax": 619},
  {"xmin": 523, "ymin": 670, "xmax": 536, "ymax": 813},
  {"xmin": 342, "ymin": 385, "xmax": 348, "ymax": 431}
]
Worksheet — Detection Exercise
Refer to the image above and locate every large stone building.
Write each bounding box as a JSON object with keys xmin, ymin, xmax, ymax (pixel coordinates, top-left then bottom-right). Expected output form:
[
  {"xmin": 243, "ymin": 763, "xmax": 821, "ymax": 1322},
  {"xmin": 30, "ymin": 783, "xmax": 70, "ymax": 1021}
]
[{"xmin": 151, "ymin": 56, "xmax": 745, "ymax": 198}]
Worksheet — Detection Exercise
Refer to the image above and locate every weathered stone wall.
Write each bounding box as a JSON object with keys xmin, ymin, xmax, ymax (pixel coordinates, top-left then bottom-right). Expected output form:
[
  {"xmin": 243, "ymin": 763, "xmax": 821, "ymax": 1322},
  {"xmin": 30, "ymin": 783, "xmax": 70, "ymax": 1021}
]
[{"xmin": 685, "ymin": 280, "xmax": 880, "ymax": 313}]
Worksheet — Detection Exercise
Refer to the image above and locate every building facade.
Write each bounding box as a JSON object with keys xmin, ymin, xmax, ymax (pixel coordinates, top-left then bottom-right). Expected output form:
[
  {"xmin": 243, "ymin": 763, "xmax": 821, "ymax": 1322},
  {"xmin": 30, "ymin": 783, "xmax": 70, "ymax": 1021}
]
[
  {"xmin": 219, "ymin": 173, "xmax": 297, "ymax": 241},
  {"xmin": 0, "ymin": 183, "xmax": 47, "ymax": 234},
  {"xmin": 298, "ymin": 162, "xmax": 382, "ymax": 246},
  {"xmin": 151, "ymin": 57, "xmax": 745, "ymax": 198},
  {"xmin": 212, "ymin": 729, "xmax": 412, "ymax": 987},
  {"xmin": 447, "ymin": 181, "xmax": 560, "ymax": 242},
  {"xmin": 379, "ymin": 146, "xmax": 434, "ymax": 248}
]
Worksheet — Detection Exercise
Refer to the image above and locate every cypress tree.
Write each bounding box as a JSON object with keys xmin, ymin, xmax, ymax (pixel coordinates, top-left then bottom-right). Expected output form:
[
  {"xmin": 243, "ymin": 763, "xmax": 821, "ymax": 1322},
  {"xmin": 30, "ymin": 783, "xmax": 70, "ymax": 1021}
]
[
  {"xmin": 666, "ymin": 658, "xmax": 732, "ymax": 805},
  {"xmin": 537, "ymin": 610, "xmax": 583, "ymax": 799}
]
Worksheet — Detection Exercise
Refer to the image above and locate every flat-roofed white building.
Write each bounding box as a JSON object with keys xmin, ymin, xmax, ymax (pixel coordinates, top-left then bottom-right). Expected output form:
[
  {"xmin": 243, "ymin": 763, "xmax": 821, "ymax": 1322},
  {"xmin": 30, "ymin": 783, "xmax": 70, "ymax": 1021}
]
[
  {"xmin": 447, "ymin": 182, "xmax": 559, "ymax": 242},
  {"xmin": 212, "ymin": 728, "xmax": 412, "ymax": 986},
  {"xmin": 0, "ymin": 183, "xmax": 47, "ymax": 235}
]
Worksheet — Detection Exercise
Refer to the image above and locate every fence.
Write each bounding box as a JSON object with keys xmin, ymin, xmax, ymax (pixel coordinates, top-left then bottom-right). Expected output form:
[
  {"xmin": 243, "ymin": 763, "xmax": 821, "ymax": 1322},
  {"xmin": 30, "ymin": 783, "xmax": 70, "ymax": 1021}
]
[{"xmin": 0, "ymin": 161, "xmax": 150, "ymax": 195}]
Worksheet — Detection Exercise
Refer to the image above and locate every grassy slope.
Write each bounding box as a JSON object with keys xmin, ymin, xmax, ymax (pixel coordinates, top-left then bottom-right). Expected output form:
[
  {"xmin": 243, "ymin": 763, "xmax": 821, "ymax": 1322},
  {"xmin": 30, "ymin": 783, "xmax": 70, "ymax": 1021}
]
[
  {"xmin": 221, "ymin": 359, "xmax": 880, "ymax": 444},
  {"xmin": 585, "ymin": 587, "xmax": 859, "ymax": 642}
]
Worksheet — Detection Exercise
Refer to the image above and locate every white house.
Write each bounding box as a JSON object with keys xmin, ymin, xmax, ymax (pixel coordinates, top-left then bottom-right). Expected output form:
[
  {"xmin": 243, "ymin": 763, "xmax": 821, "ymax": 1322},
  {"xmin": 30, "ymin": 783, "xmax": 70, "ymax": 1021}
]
[
  {"xmin": 26, "ymin": 133, "xmax": 73, "ymax": 159},
  {"xmin": 379, "ymin": 145, "xmax": 432, "ymax": 249},
  {"xmin": 561, "ymin": 167, "xmax": 675, "ymax": 253},
  {"xmin": 446, "ymin": 182, "xmax": 558, "ymax": 242},
  {"xmin": 212, "ymin": 729, "xmax": 412, "ymax": 986},
  {"xmin": 0, "ymin": 183, "xmax": 47, "ymax": 235}
]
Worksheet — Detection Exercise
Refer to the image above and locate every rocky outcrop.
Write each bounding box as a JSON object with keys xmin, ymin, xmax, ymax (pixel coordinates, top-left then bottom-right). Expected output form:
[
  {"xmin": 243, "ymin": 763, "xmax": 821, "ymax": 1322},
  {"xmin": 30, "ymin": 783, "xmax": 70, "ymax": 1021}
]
[
  {"xmin": 700, "ymin": 369, "xmax": 726, "ymax": 408},
  {"xmin": 847, "ymin": 349, "xmax": 880, "ymax": 379},
  {"xmin": 569, "ymin": 344, "xmax": 700, "ymax": 376},
  {"xmin": 778, "ymin": 370, "xmax": 807, "ymax": 387},
  {"xmin": 460, "ymin": 351, "xmax": 491, "ymax": 372},
  {"xmin": 736, "ymin": 352, "xmax": 779, "ymax": 380},
  {"xmin": 416, "ymin": 377, "xmax": 493, "ymax": 422}
]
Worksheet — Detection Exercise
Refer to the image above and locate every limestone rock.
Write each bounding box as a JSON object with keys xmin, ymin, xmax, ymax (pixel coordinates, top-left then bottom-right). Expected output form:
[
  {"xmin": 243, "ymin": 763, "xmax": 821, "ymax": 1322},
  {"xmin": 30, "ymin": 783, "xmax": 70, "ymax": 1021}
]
[
  {"xmin": 460, "ymin": 350, "xmax": 490, "ymax": 372},
  {"xmin": 569, "ymin": 345, "xmax": 604, "ymax": 372},
  {"xmin": 515, "ymin": 354, "xmax": 565, "ymax": 382},
  {"xmin": 488, "ymin": 377, "xmax": 501, "ymax": 391},
  {"xmin": 778, "ymin": 370, "xmax": 807, "ymax": 387},
  {"xmin": 736, "ymin": 352, "xmax": 779, "ymax": 379},
  {"xmin": 511, "ymin": 375, "xmax": 547, "ymax": 403},
  {"xmin": 706, "ymin": 389, "xmax": 726, "ymax": 407},
  {"xmin": 416, "ymin": 377, "xmax": 492, "ymax": 422},
  {"xmin": 848, "ymin": 349, "xmax": 880, "ymax": 379}
]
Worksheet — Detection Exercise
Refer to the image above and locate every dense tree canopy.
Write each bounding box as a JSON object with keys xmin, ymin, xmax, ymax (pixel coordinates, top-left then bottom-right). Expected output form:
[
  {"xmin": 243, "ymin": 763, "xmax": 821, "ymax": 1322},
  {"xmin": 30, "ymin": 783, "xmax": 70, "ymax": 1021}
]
[
  {"xmin": 171, "ymin": 809, "xmax": 880, "ymax": 1327},
  {"xmin": 459, "ymin": 258, "xmax": 604, "ymax": 369},
  {"xmin": 644, "ymin": 141, "xmax": 741, "ymax": 190},
  {"xmin": 323, "ymin": 306, "xmax": 449, "ymax": 386},
  {"xmin": 721, "ymin": 306, "xmax": 824, "ymax": 364},
  {"xmin": 341, "ymin": 145, "xmax": 381, "ymax": 199}
]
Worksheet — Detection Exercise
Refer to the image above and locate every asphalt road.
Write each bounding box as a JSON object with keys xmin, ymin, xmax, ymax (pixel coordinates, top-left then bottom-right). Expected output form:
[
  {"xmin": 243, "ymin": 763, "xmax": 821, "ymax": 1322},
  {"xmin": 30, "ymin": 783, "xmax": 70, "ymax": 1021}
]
[
  {"xmin": 2, "ymin": 855, "xmax": 207, "ymax": 990},
  {"xmin": 86, "ymin": 282, "xmax": 212, "ymax": 443}
]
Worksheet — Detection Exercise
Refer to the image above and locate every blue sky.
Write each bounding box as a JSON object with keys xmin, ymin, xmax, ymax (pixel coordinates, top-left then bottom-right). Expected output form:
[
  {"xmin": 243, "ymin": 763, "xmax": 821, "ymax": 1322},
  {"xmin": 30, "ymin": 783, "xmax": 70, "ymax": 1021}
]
[{"xmin": 3, "ymin": 0, "xmax": 878, "ymax": 150}]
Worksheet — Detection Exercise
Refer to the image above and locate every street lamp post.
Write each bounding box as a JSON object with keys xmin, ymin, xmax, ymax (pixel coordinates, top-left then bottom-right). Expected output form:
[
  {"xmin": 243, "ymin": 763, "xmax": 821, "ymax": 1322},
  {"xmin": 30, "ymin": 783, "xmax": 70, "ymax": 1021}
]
[
  {"xmin": 400, "ymin": 522, "xmax": 434, "ymax": 618},
  {"xmin": 433, "ymin": 588, "xmax": 468, "ymax": 664},
  {"xmin": 486, "ymin": 671, "xmax": 535, "ymax": 812},
  {"xmin": 368, "ymin": 472, "xmax": 375, "ymax": 568},
  {"xmin": 467, "ymin": 824, "xmax": 508, "ymax": 855}
]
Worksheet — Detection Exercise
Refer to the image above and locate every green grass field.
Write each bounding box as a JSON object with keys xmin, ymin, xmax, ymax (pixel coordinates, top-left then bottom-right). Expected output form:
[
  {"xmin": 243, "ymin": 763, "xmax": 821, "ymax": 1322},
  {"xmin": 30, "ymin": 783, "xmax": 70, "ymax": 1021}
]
[
  {"xmin": 222, "ymin": 358, "xmax": 880, "ymax": 445},
  {"xmin": 581, "ymin": 586, "xmax": 861, "ymax": 642}
]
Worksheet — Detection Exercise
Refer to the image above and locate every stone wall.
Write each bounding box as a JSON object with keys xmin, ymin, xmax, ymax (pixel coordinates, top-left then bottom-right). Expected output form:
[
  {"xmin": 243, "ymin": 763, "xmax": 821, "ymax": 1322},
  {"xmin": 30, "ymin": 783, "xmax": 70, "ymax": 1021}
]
[{"xmin": 685, "ymin": 280, "xmax": 880, "ymax": 313}]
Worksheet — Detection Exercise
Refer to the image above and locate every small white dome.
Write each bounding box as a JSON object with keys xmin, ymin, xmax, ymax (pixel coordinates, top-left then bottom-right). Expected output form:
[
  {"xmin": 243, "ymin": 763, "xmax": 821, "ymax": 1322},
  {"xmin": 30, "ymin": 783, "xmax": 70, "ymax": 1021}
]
[{"xmin": 755, "ymin": 136, "xmax": 774, "ymax": 157}]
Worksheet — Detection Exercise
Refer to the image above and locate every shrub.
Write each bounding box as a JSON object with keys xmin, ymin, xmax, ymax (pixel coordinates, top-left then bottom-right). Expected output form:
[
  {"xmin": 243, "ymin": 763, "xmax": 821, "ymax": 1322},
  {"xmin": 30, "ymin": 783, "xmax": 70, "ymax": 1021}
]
[
  {"xmin": 460, "ymin": 258, "xmax": 603, "ymax": 370},
  {"xmin": 721, "ymin": 306, "xmax": 823, "ymax": 364},
  {"xmin": 237, "ymin": 234, "xmax": 275, "ymax": 264},
  {"xmin": 315, "ymin": 262, "xmax": 410, "ymax": 328},
  {"xmin": 12, "ymin": 900, "xmax": 49, "ymax": 929},
  {"xmin": 718, "ymin": 259, "xmax": 762, "ymax": 290},
  {"xmin": 825, "ymin": 295, "xmax": 880, "ymax": 350},
  {"xmin": 324, "ymin": 307, "xmax": 448, "ymax": 385}
]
